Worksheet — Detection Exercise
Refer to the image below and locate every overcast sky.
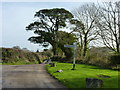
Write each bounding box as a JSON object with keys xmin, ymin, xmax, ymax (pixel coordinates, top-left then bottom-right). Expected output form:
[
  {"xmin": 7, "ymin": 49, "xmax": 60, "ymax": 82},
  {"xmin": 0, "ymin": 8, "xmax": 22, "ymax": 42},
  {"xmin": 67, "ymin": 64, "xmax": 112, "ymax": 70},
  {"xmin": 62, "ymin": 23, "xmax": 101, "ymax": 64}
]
[{"xmin": 1, "ymin": 0, "xmax": 117, "ymax": 52}]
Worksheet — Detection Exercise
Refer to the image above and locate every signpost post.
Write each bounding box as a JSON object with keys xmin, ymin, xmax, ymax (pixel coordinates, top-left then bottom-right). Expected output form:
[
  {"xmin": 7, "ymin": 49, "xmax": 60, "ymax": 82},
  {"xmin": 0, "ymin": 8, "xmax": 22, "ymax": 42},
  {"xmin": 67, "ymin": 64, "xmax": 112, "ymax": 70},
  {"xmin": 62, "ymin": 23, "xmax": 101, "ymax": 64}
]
[{"xmin": 64, "ymin": 42, "xmax": 77, "ymax": 70}]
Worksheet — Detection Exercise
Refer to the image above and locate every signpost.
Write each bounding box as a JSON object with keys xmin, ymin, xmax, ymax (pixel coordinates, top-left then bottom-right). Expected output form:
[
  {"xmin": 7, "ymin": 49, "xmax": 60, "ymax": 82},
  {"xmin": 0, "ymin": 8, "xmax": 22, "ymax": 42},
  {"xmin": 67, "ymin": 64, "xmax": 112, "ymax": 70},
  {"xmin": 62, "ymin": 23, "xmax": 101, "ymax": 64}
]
[
  {"xmin": 64, "ymin": 45, "xmax": 74, "ymax": 48},
  {"xmin": 64, "ymin": 42, "xmax": 77, "ymax": 70}
]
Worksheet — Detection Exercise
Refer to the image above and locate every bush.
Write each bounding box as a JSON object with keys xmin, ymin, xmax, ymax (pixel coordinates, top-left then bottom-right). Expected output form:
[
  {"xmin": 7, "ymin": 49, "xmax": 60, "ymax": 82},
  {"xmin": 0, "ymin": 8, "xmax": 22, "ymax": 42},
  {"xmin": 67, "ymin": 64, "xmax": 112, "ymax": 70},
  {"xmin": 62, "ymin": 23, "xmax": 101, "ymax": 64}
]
[
  {"xmin": 41, "ymin": 50, "xmax": 53, "ymax": 57},
  {"xmin": 110, "ymin": 54, "xmax": 120, "ymax": 66},
  {"xmin": 50, "ymin": 56, "xmax": 62, "ymax": 61},
  {"xmin": 1, "ymin": 48, "xmax": 43, "ymax": 64},
  {"xmin": 75, "ymin": 47, "xmax": 111, "ymax": 68}
]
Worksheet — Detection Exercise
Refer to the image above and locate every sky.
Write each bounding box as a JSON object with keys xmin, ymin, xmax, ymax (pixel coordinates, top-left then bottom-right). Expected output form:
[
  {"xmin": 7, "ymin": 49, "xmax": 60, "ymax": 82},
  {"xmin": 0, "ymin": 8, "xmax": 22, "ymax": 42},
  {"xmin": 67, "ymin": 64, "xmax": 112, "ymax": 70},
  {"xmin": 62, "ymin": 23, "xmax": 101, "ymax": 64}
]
[{"xmin": 0, "ymin": 0, "xmax": 118, "ymax": 52}]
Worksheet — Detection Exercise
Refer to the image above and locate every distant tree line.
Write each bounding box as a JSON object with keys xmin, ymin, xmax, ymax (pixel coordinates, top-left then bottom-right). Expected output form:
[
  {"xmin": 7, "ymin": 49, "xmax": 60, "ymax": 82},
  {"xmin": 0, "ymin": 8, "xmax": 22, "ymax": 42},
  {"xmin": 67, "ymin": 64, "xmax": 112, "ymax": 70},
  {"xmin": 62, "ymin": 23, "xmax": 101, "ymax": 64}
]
[{"xmin": 12, "ymin": 46, "xmax": 30, "ymax": 52}]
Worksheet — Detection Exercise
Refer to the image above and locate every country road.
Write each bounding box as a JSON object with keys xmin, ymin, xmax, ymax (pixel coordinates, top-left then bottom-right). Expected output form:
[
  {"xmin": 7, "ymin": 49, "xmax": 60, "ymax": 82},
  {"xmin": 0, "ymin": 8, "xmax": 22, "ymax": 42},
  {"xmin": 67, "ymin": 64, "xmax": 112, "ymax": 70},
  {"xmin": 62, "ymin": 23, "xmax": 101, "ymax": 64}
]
[{"xmin": 2, "ymin": 64, "xmax": 67, "ymax": 89}]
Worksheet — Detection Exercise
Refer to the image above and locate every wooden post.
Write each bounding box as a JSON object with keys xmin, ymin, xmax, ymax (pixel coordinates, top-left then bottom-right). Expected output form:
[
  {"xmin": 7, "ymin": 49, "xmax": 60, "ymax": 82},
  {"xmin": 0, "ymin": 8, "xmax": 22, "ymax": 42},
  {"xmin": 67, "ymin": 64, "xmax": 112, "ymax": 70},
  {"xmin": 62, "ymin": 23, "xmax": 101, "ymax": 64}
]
[
  {"xmin": 72, "ymin": 42, "xmax": 76, "ymax": 70},
  {"xmin": 50, "ymin": 62, "xmax": 56, "ymax": 67}
]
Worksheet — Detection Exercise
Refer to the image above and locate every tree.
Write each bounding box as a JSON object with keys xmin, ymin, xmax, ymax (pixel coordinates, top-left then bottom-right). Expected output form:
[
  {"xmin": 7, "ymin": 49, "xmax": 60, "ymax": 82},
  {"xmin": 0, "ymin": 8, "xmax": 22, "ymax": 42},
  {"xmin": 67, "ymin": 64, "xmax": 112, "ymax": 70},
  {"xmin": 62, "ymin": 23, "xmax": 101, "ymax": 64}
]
[
  {"xmin": 12, "ymin": 46, "xmax": 21, "ymax": 49},
  {"xmin": 70, "ymin": 19, "xmax": 85, "ymax": 57},
  {"xmin": 94, "ymin": 1, "xmax": 120, "ymax": 54},
  {"xmin": 26, "ymin": 8, "xmax": 74, "ymax": 55},
  {"xmin": 22, "ymin": 48, "xmax": 29, "ymax": 51},
  {"xmin": 72, "ymin": 4, "xmax": 99, "ymax": 56},
  {"xmin": 57, "ymin": 31, "xmax": 77, "ymax": 59},
  {"xmin": 36, "ymin": 49, "xmax": 39, "ymax": 53}
]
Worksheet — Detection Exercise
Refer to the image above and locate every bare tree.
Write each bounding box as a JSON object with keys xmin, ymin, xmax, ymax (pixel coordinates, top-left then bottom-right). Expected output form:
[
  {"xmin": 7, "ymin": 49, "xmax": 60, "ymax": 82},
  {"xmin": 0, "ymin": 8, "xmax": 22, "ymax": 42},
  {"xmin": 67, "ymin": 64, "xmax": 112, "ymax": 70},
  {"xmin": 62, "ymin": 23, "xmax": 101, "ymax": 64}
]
[
  {"xmin": 71, "ymin": 3, "xmax": 99, "ymax": 56},
  {"xmin": 95, "ymin": 1, "xmax": 120, "ymax": 53}
]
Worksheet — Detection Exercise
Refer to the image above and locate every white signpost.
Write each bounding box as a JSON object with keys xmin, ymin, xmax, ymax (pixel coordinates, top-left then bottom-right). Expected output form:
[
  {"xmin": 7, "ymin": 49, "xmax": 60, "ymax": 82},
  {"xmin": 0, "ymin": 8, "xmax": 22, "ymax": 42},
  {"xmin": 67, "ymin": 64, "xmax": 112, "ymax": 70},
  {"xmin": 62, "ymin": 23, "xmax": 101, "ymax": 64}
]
[
  {"xmin": 64, "ymin": 42, "xmax": 77, "ymax": 70},
  {"xmin": 64, "ymin": 45, "xmax": 74, "ymax": 48}
]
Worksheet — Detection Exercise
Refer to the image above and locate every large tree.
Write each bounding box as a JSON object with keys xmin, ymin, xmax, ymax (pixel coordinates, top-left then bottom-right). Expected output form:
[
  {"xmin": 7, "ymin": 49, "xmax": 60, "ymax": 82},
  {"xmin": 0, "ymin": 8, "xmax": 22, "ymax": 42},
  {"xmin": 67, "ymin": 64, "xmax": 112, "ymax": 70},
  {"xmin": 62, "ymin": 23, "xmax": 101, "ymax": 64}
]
[
  {"xmin": 72, "ymin": 4, "xmax": 99, "ymax": 56},
  {"xmin": 94, "ymin": 1, "xmax": 120, "ymax": 53},
  {"xmin": 26, "ymin": 8, "xmax": 73, "ymax": 55}
]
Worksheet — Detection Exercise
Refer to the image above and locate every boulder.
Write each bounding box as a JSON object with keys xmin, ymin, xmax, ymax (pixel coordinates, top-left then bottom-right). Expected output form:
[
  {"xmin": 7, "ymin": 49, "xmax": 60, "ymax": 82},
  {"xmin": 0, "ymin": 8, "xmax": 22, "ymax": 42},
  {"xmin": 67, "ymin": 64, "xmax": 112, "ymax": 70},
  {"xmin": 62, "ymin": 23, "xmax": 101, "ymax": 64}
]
[
  {"xmin": 56, "ymin": 70, "xmax": 63, "ymax": 73},
  {"xmin": 86, "ymin": 78, "xmax": 103, "ymax": 88},
  {"xmin": 43, "ymin": 59, "xmax": 52, "ymax": 64},
  {"xmin": 47, "ymin": 59, "xmax": 52, "ymax": 64}
]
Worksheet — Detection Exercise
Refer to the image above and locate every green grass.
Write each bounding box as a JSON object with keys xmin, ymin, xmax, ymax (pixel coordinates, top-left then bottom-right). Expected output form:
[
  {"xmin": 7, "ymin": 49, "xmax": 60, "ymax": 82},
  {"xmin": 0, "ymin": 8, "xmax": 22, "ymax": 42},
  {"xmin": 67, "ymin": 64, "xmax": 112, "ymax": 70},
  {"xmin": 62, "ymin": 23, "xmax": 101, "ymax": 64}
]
[
  {"xmin": 2, "ymin": 60, "xmax": 38, "ymax": 65},
  {"xmin": 46, "ymin": 62, "xmax": 119, "ymax": 88}
]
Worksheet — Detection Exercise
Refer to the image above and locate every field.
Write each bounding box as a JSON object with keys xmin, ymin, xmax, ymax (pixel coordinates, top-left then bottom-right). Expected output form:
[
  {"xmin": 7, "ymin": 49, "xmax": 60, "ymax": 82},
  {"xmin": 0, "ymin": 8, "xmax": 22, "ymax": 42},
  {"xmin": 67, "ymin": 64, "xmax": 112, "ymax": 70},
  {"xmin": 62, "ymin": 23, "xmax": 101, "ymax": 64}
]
[{"xmin": 46, "ymin": 62, "xmax": 119, "ymax": 88}]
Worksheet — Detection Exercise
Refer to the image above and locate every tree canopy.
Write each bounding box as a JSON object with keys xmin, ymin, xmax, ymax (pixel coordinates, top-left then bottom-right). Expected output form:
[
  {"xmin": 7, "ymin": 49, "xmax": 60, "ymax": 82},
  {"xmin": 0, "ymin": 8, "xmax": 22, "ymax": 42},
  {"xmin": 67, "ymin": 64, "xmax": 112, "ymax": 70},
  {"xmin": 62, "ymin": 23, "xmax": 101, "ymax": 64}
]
[
  {"xmin": 57, "ymin": 31, "xmax": 77, "ymax": 58},
  {"xmin": 26, "ymin": 8, "xmax": 74, "ymax": 55},
  {"xmin": 71, "ymin": 4, "xmax": 99, "ymax": 56},
  {"xmin": 94, "ymin": 1, "xmax": 120, "ymax": 53}
]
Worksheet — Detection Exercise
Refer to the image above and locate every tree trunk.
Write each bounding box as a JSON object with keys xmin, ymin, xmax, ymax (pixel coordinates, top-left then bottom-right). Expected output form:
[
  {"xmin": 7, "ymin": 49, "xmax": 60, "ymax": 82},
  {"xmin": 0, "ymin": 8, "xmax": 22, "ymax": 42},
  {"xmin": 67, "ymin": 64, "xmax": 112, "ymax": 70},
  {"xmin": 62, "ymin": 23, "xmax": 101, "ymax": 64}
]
[
  {"xmin": 83, "ymin": 35, "xmax": 88, "ymax": 57},
  {"xmin": 52, "ymin": 41, "xmax": 58, "ymax": 56},
  {"xmin": 52, "ymin": 31, "xmax": 58, "ymax": 56},
  {"xmin": 53, "ymin": 46, "xmax": 57, "ymax": 56},
  {"xmin": 116, "ymin": 43, "xmax": 120, "ymax": 54},
  {"xmin": 118, "ymin": 5, "xmax": 120, "ymax": 54}
]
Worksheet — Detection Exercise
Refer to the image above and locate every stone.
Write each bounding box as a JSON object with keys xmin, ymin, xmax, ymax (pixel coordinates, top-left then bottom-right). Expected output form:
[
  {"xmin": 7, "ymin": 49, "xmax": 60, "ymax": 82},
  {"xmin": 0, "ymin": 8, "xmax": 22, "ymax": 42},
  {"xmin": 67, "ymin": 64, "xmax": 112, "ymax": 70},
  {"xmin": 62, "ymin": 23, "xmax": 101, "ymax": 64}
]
[
  {"xmin": 43, "ymin": 59, "xmax": 52, "ymax": 64},
  {"xmin": 47, "ymin": 59, "xmax": 51, "ymax": 64},
  {"xmin": 56, "ymin": 70, "xmax": 63, "ymax": 73},
  {"xmin": 86, "ymin": 78, "xmax": 103, "ymax": 88}
]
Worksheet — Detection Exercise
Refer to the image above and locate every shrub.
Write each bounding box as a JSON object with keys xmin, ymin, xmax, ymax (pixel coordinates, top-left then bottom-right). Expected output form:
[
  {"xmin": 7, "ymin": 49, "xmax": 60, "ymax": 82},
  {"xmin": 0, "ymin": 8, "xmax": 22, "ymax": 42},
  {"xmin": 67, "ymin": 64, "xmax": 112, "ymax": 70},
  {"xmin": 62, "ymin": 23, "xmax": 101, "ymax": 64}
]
[
  {"xmin": 1, "ymin": 48, "xmax": 43, "ymax": 64},
  {"xmin": 76, "ymin": 47, "xmax": 112, "ymax": 68},
  {"xmin": 50, "ymin": 56, "xmax": 62, "ymax": 61},
  {"xmin": 109, "ymin": 54, "xmax": 120, "ymax": 66}
]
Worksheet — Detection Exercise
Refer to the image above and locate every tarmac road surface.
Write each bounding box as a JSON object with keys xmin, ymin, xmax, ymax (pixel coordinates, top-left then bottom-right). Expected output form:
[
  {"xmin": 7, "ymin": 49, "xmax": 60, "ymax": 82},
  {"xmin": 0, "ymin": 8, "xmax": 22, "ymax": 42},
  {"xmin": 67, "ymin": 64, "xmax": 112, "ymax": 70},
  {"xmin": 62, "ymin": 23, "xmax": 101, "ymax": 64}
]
[{"xmin": 2, "ymin": 64, "xmax": 67, "ymax": 88}]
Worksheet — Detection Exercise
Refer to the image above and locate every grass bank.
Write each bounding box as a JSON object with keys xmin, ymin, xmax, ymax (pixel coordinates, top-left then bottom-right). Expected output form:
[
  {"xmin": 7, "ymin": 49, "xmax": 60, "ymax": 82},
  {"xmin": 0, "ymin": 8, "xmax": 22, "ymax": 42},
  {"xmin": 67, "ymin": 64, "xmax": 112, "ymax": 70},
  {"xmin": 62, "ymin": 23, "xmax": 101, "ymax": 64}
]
[
  {"xmin": 2, "ymin": 61, "xmax": 37, "ymax": 65},
  {"xmin": 1, "ymin": 47, "xmax": 49, "ymax": 65},
  {"xmin": 46, "ymin": 62, "xmax": 119, "ymax": 88}
]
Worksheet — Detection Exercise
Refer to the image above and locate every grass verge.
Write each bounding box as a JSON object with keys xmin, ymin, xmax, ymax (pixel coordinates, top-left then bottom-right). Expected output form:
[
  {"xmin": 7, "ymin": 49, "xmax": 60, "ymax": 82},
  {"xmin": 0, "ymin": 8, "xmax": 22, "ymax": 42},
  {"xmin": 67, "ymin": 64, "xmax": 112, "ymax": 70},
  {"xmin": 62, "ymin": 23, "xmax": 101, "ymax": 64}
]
[
  {"xmin": 2, "ymin": 60, "xmax": 38, "ymax": 65},
  {"xmin": 46, "ymin": 62, "xmax": 119, "ymax": 88}
]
